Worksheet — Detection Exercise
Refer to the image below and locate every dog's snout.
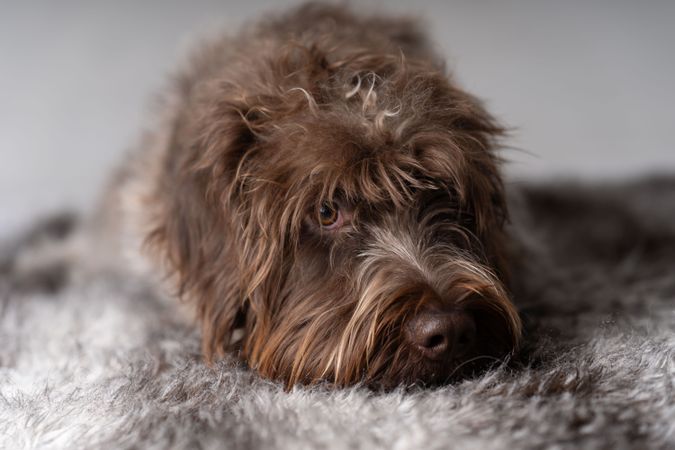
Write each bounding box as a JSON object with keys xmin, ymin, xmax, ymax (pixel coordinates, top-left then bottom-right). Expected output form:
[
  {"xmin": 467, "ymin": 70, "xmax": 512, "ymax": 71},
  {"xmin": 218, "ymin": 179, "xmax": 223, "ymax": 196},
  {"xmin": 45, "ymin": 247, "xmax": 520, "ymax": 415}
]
[{"xmin": 405, "ymin": 309, "xmax": 476, "ymax": 361}]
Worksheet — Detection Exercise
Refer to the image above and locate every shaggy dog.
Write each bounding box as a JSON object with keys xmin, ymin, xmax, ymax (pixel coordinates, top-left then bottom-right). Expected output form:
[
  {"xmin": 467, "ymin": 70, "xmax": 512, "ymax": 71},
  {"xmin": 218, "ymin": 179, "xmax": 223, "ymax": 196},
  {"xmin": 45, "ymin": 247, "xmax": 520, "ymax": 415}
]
[{"xmin": 103, "ymin": 3, "xmax": 522, "ymax": 389}]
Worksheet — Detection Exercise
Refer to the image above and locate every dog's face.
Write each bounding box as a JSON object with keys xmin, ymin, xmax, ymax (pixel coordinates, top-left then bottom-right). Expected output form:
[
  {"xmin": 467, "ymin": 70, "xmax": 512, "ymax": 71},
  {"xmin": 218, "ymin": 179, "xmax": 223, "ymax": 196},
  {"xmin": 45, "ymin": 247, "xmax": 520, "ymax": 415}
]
[{"xmin": 149, "ymin": 47, "xmax": 521, "ymax": 389}]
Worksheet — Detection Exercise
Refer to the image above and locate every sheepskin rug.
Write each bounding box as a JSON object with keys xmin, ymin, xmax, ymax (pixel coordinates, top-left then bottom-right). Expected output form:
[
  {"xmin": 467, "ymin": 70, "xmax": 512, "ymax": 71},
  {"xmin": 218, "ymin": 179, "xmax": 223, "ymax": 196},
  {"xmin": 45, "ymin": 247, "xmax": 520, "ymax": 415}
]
[{"xmin": 1, "ymin": 177, "xmax": 674, "ymax": 449}]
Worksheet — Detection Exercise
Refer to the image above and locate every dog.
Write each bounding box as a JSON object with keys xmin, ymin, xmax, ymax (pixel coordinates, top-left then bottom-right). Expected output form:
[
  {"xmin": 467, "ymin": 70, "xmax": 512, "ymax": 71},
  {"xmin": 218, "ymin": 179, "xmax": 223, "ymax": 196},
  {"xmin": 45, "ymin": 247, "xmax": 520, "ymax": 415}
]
[{"xmin": 102, "ymin": 3, "xmax": 522, "ymax": 389}]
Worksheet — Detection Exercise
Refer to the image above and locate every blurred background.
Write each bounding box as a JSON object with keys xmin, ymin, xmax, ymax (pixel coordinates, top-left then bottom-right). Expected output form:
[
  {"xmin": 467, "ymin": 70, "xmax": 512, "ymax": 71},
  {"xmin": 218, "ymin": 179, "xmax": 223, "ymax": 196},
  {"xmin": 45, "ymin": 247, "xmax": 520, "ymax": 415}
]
[{"xmin": 1, "ymin": 0, "xmax": 674, "ymax": 236}]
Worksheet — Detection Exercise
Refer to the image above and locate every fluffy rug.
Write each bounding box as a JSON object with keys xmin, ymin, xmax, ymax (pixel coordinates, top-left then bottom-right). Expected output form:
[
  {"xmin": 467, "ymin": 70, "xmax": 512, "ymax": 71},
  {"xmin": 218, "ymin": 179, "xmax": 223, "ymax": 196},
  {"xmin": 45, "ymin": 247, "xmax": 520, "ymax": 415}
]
[{"xmin": 1, "ymin": 177, "xmax": 674, "ymax": 449}]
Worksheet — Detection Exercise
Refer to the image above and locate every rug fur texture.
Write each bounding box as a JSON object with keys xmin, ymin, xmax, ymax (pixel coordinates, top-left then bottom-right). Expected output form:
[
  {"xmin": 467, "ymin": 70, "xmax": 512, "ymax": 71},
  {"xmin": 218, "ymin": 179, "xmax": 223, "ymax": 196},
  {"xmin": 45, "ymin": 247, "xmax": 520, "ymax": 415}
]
[{"xmin": 1, "ymin": 177, "xmax": 674, "ymax": 449}]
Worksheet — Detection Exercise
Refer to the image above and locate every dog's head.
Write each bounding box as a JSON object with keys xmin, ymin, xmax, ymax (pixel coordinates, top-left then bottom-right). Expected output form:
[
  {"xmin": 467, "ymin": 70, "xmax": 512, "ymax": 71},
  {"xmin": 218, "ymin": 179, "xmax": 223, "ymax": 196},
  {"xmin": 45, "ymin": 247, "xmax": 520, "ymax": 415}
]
[{"xmin": 148, "ymin": 41, "xmax": 521, "ymax": 389}]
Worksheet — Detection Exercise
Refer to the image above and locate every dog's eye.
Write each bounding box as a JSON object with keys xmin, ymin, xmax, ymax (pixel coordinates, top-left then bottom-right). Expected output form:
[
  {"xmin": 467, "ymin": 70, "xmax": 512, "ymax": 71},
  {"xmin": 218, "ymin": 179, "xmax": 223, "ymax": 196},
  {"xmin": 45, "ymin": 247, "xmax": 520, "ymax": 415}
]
[{"xmin": 319, "ymin": 202, "xmax": 341, "ymax": 228}]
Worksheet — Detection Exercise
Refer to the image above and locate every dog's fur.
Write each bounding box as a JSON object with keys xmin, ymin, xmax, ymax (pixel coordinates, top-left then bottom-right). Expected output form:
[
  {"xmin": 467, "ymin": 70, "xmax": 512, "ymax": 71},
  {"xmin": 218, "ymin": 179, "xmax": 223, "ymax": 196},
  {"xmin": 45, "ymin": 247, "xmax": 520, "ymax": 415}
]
[{"xmin": 103, "ymin": 3, "xmax": 522, "ymax": 389}]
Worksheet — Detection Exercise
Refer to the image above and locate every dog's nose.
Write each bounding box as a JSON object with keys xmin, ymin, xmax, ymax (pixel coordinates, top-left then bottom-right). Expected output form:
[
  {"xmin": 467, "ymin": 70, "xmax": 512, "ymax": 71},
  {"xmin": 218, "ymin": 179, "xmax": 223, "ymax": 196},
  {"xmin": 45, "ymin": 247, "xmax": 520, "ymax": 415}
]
[{"xmin": 405, "ymin": 309, "xmax": 476, "ymax": 361}]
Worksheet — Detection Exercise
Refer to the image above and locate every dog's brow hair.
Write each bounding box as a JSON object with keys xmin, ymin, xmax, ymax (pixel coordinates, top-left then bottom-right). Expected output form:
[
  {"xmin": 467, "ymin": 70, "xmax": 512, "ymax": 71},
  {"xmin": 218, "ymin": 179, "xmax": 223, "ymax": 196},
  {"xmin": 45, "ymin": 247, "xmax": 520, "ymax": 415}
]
[{"xmin": 361, "ymin": 226, "xmax": 430, "ymax": 281}]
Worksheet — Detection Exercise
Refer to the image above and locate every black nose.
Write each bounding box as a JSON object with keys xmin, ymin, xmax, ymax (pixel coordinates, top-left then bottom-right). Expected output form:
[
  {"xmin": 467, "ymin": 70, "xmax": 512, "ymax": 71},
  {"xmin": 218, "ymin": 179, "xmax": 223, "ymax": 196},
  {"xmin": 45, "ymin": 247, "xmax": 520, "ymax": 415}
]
[{"xmin": 405, "ymin": 309, "xmax": 477, "ymax": 361}]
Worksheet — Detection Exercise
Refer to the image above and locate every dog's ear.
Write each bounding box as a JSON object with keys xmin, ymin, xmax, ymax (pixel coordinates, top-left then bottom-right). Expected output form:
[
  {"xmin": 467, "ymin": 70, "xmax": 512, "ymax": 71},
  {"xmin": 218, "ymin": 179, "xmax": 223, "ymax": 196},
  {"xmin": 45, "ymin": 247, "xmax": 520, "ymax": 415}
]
[
  {"xmin": 145, "ymin": 88, "xmax": 267, "ymax": 362},
  {"xmin": 453, "ymin": 93, "xmax": 509, "ymax": 278},
  {"xmin": 418, "ymin": 82, "xmax": 509, "ymax": 276},
  {"xmin": 146, "ymin": 43, "xmax": 333, "ymax": 361},
  {"xmin": 199, "ymin": 96, "xmax": 299, "ymax": 360}
]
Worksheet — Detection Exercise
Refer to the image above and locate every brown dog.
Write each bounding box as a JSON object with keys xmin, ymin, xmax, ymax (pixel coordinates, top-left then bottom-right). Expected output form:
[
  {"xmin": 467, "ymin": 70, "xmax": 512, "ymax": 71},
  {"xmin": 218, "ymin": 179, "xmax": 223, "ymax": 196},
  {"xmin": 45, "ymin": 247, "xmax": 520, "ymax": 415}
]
[{"xmin": 104, "ymin": 3, "xmax": 522, "ymax": 389}]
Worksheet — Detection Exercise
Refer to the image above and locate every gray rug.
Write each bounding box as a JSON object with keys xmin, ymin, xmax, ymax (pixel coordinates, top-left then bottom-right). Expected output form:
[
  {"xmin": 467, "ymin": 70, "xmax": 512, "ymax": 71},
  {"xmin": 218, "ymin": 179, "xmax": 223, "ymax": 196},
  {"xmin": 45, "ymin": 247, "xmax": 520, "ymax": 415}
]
[{"xmin": 1, "ymin": 178, "xmax": 674, "ymax": 449}]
